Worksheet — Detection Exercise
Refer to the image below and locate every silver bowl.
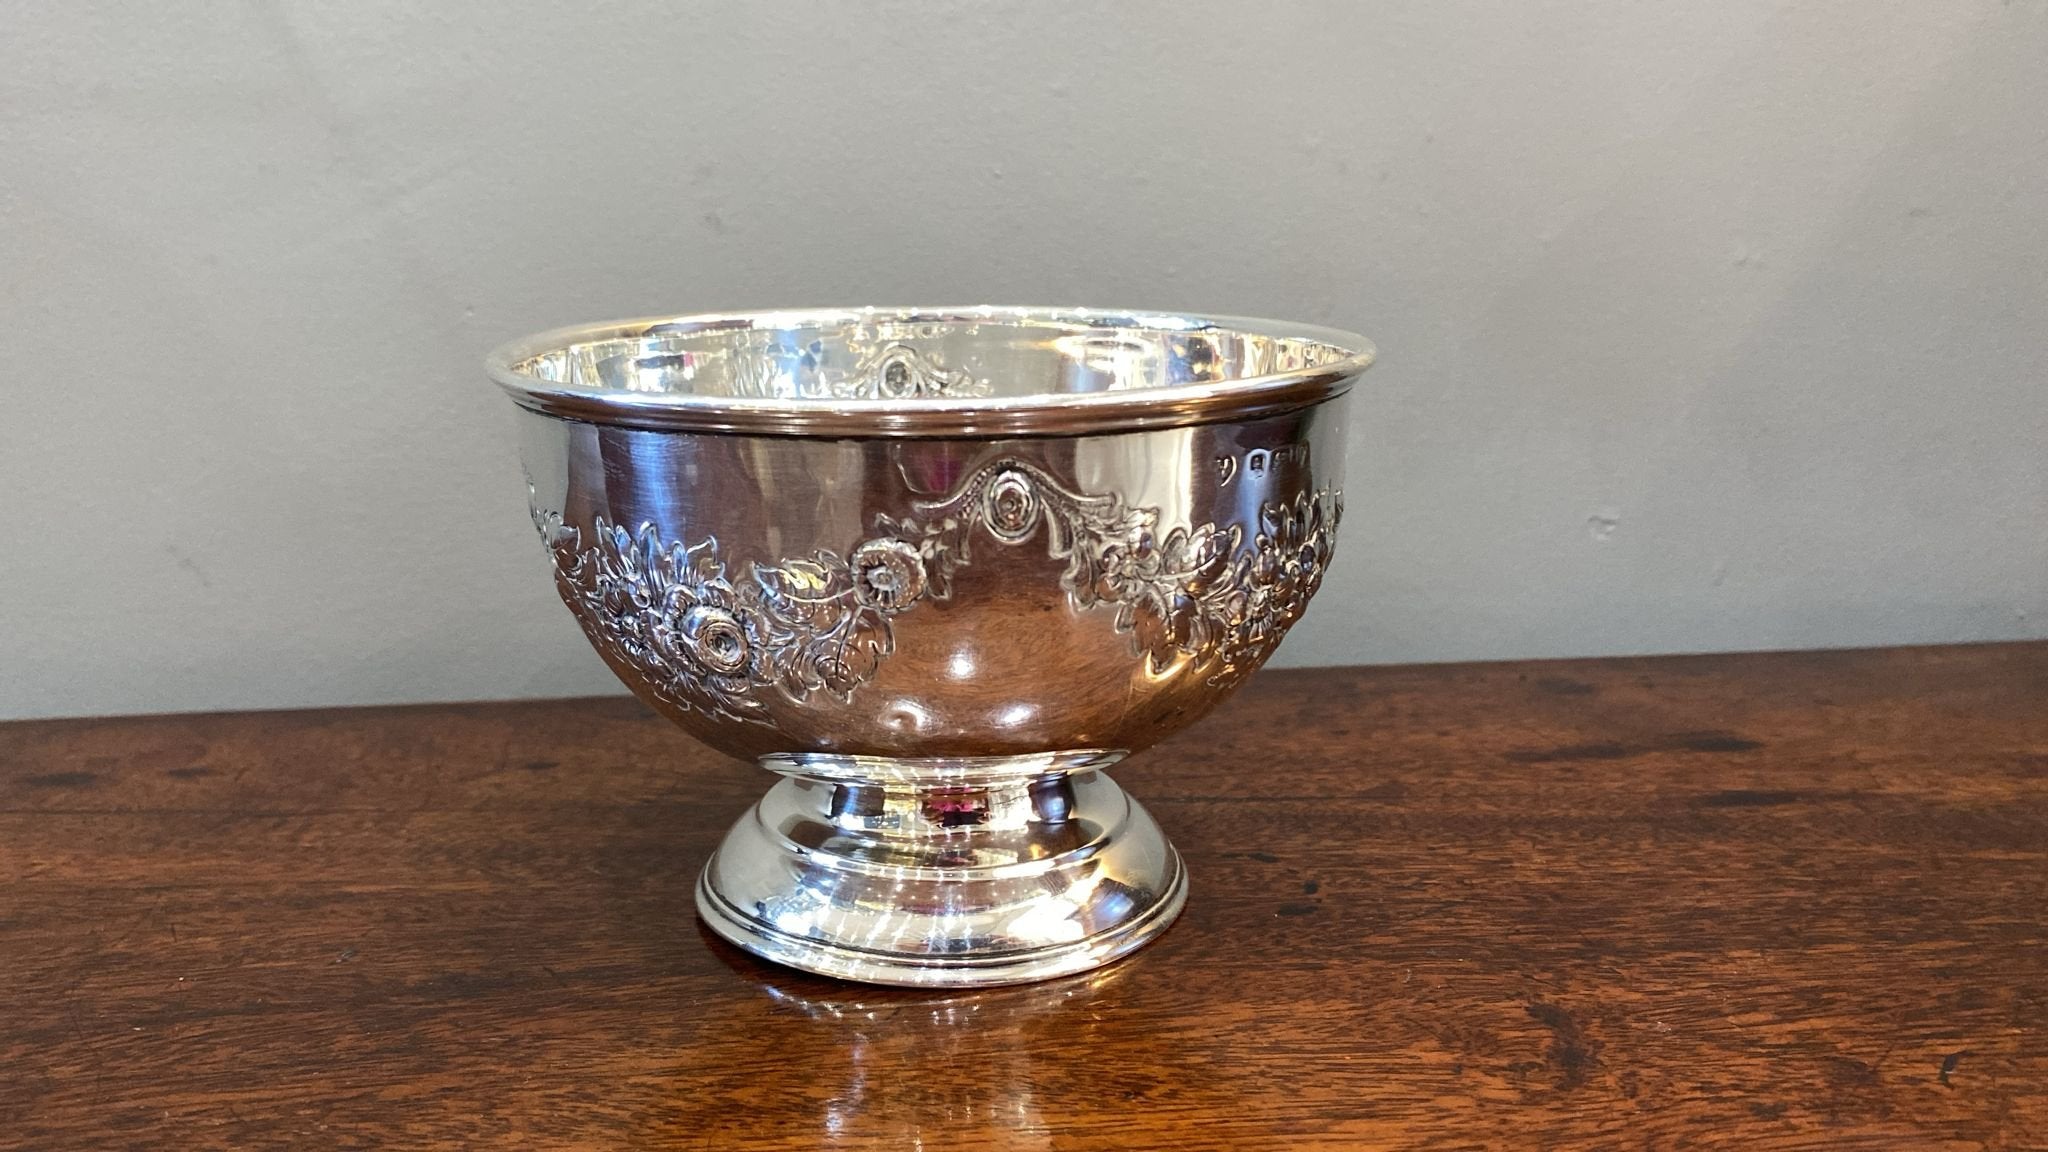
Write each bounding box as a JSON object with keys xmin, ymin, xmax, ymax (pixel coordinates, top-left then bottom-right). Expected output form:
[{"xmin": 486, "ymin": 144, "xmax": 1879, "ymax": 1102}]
[{"xmin": 489, "ymin": 306, "xmax": 1374, "ymax": 986}]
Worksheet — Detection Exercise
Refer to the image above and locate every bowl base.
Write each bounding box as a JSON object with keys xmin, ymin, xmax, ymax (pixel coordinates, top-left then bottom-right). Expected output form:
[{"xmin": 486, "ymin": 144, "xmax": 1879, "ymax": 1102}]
[{"xmin": 696, "ymin": 763, "xmax": 1186, "ymax": 987}]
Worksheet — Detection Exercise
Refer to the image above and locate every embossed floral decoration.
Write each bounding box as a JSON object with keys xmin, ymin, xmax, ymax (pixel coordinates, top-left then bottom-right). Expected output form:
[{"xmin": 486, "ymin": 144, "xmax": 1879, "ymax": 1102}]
[{"xmin": 536, "ymin": 459, "xmax": 1340, "ymax": 723}]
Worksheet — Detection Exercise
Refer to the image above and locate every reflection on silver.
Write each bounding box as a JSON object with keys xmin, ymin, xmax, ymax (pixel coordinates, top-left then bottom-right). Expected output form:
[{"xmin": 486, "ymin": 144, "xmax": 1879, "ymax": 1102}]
[
  {"xmin": 537, "ymin": 458, "xmax": 1342, "ymax": 725},
  {"xmin": 834, "ymin": 342, "xmax": 991, "ymax": 400},
  {"xmin": 699, "ymin": 768, "xmax": 1184, "ymax": 986},
  {"xmin": 493, "ymin": 306, "xmax": 1372, "ymax": 986},
  {"xmin": 490, "ymin": 305, "xmax": 1373, "ymax": 437}
]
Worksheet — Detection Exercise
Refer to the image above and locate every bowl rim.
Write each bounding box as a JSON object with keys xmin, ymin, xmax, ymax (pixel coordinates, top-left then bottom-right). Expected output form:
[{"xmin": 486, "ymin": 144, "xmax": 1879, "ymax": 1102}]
[{"xmin": 485, "ymin": 305, "xmax": 1375, "ymax": 438}]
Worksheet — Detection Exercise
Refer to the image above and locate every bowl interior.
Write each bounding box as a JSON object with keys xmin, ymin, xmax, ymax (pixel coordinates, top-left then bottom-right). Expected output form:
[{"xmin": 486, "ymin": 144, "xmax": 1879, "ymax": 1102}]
[{"xmin": 507, "ymin": 308, "xmax": 1364, "ymax": 402}]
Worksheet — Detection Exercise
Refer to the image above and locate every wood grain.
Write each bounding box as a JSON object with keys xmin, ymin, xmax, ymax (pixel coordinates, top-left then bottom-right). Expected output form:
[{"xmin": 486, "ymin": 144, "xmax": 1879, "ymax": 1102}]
[{"xmin": 3, "ymin": 643, "xmax": 2045, "ymax": 1150}]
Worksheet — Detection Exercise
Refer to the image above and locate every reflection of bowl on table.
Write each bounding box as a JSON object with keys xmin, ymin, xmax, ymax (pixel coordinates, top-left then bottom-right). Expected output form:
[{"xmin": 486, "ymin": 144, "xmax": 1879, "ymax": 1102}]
[{"xmin": 489, "ymin": 307, "xmax": 1374, "ymax": 986}]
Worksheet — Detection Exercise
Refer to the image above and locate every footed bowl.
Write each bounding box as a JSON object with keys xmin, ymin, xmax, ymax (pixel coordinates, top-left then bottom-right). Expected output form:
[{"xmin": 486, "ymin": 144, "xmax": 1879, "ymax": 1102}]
[{"xmin": 488, "ymin": 306, "xmax": 1374, "ymax": 986}]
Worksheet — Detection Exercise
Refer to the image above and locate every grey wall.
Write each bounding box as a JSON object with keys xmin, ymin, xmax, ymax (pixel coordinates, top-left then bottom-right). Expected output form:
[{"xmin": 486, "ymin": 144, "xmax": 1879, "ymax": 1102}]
[{"xmin": 4, "ymin": 1, "xmax": 2044, "ymax": 720}]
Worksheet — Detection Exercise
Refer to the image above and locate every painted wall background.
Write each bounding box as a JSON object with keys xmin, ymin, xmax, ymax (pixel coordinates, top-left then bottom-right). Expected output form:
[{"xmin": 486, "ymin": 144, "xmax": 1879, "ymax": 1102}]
[{"xmin": 4, "ymin": 1, "xmax": 2044, "ymax": 719}]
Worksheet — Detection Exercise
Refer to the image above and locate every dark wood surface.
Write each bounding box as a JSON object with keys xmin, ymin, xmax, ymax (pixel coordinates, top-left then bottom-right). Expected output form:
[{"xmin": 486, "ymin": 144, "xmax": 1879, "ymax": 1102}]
[{"xmin": 5, "ymin": 644, "xmax": 2046, "ymax": 1150}]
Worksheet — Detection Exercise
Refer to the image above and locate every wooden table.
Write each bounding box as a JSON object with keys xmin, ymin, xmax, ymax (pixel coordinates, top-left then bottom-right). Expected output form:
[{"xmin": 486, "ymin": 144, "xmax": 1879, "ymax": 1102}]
[{"xmin": 5, "ymin": 644, "xmax": 2045, "ymax": 1149}]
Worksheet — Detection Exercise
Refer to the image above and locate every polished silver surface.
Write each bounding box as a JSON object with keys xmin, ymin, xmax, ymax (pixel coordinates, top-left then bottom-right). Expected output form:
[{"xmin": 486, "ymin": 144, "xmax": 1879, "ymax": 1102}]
[
  {"xmin": 699, "ymin": 767, "xmax": 1185, "ymax": 987},
  {"xmin": 534, "ymin": 456, "xmax": 1341, "ymax": 727},
  {"xmin": 489, "ymin": 305, "xmax": 1372, "ymax": 437},
  {"xmin": 496, "ymin": 306, "xmax": 1372, "ymax": 986}
]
